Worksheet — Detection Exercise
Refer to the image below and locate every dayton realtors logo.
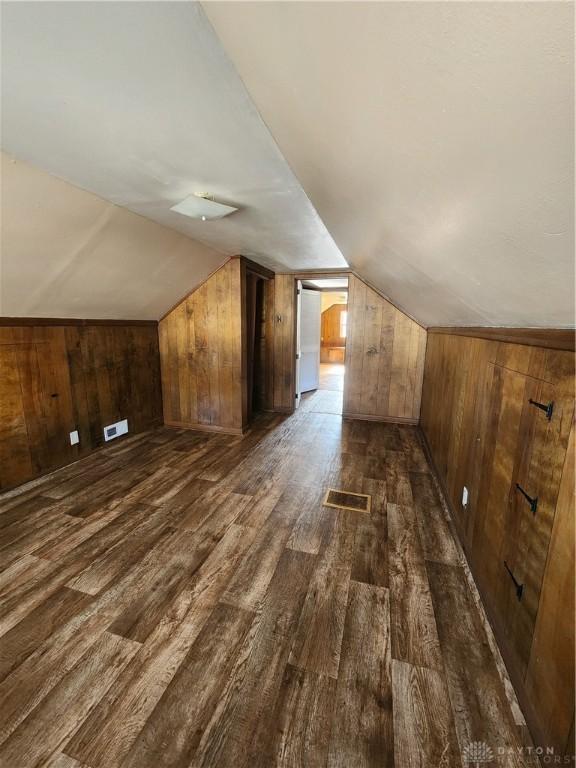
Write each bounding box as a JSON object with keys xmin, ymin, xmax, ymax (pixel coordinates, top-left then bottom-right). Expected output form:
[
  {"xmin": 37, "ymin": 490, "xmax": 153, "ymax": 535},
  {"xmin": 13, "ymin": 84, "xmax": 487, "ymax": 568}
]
[
  {"xmin": 463, "ymin": 742, "xmax": 494, "ymax": 767},
  {"xmin": 463, "ymin": 740, "xmax": 576, "ymax": 766}
]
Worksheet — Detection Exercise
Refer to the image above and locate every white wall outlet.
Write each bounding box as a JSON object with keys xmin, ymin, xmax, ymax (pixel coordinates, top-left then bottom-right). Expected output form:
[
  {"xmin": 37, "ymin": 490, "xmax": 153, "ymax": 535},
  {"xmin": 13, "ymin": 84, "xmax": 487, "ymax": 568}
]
[
  {"xmin": 462, "ymin": 486, "xmax": 469, "ymax": 508},
  {"xmin": 69, "ymin": 430, "xmax": 80, "ymax": 446},
  {"xmin": 103, "ymin": 419, "xmax": 129, "ymax": 442}
]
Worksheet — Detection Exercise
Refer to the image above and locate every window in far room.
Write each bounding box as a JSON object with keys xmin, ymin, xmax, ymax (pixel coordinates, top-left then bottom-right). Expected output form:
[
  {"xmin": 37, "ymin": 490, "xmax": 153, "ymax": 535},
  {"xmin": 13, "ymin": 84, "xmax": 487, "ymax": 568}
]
[{"xmin": 340, "ymin": 310, "xmax": 348, "ymax": 338}]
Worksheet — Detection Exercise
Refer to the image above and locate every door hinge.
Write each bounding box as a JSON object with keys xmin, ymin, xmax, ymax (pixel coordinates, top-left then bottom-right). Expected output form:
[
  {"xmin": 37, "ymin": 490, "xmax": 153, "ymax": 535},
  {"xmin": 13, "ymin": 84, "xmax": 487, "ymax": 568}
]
[
  {"xmin": 515, "ymin": 483, "xmax": 538, "ymax": 514},
  {"xmin": 504, "ymin": 561, "xmax": 524, "ymax": 601},
  {"xmin": 528, "ymin": 398, "xmax": 554, "ymax": 421}
]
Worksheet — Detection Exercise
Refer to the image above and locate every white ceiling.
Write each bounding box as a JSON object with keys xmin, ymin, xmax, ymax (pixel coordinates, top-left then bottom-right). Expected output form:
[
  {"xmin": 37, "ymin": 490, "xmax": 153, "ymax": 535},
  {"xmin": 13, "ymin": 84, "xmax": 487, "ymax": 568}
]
[
  {"xmin": 1, "ymin": 152, "xmax": 227, "ymax": 320},
  {"xmin": 1, "ymin": 1, "xmax": 573, "ymax": 327},
  {"xmin": 0, "ymin": 1, "xmax": 346, "ymax": 275},
  {"xmin": 205, "ymin": 1, "xmax": 575, "ymax": 328}
]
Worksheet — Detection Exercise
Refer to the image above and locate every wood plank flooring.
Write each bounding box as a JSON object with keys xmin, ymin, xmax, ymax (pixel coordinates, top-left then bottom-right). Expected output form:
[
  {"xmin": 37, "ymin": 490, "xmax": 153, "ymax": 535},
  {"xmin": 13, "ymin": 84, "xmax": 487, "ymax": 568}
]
[{"xmin": 0, "ymin": 397, "xmax": 533, "ymax": 767}]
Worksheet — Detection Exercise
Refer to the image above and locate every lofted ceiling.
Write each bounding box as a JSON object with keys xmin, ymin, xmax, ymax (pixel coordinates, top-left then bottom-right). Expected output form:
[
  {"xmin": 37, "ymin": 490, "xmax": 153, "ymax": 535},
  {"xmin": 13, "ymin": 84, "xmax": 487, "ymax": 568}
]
[
  {"xmin": 0, "ymin": 152, "xmax": 227, "ymax": 320},
  {"xmin": 1, "ymin": 1, "xmax": 574, "ymax": 327},
  {"xmin": 204, "ymin": 1, "xmax": 575, "ymax": 328},
  {"xmin": 0, "ymin": 0, "xmax": 346, "ymax": 292}
]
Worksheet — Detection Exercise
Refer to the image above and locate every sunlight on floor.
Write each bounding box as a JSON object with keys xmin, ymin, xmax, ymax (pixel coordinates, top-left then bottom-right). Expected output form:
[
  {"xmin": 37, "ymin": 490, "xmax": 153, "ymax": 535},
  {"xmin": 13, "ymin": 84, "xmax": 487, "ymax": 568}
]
[
  {"xmin": 320, "ymin": 362, "xmax": 344, "ymax": 392},
  {"xmin": 301, "ymin": 363, "xmax": 345, "ymax": 415}
]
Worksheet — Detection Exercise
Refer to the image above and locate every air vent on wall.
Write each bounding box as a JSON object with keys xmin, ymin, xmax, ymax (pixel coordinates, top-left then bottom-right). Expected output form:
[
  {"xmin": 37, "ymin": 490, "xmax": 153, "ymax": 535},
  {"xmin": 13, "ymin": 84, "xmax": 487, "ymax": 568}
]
[{"xmin": 104, "ymin": 419, "xmax": 128, "ymax": 442}]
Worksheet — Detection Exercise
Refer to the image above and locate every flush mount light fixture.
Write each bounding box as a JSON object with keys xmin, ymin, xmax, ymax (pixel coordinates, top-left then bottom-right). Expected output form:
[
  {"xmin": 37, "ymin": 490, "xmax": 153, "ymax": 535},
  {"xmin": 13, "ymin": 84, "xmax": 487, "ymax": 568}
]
[{"xmin": 170, "ymin": 193, "xmax": 238, "ymax": 221}]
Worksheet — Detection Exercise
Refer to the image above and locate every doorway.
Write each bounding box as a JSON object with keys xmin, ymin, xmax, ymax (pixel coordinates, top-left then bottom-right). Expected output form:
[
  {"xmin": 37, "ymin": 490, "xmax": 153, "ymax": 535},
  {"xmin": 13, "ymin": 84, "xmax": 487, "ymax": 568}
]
[
  {"xmin": 296, "ymin": 277, "xmax": 348, "ymax": 414},
  {"xmin": 245, "ymin": 269, "xmax": 273, "ymax": 425}
]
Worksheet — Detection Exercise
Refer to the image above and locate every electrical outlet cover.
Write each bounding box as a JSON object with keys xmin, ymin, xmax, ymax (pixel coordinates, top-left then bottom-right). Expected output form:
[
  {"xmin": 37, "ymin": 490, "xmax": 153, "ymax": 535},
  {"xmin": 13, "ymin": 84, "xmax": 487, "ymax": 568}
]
[
  {"xmin": 70, "ymin": 430, "xmax": 80, "ymax": 446},
  {"xmin": 462, "ymin": 486, "xmax": 469, "ymax": 507}
]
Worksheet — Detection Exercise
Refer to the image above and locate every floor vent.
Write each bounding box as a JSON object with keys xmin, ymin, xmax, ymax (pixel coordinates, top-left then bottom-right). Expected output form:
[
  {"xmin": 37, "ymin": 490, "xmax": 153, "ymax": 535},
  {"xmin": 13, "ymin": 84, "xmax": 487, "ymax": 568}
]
[{"xmin": 323, "ymin": 488, "xmax": 371, "ymax": 513}]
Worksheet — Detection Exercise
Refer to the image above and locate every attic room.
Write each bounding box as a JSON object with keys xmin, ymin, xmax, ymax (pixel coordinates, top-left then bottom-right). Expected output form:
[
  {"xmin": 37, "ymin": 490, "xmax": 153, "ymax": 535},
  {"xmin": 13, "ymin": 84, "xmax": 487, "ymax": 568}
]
[{"xmin": 0, "ymin": 1, "xmax": 573, "ymax": 766}]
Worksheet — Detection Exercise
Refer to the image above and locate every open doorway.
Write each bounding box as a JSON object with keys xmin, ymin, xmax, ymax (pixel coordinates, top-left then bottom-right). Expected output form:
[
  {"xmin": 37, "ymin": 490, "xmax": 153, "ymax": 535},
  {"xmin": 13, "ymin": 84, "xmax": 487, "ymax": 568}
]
[
  {"xmin": 245, "ymin": 269, "xmax": 273, "ymax": 425},
  {"xmin": 296, "ymin": 276, "xmax": 348, "ymax": 414}
]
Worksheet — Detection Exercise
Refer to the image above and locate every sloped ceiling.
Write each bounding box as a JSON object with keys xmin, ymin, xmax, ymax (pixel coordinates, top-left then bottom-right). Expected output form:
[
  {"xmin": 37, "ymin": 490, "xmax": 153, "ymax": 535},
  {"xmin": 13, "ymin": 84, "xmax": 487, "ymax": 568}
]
[
  {"xmin": 1, "ymin": 1, "xmax": 573, "ymax": 327},
  {"xmin": 0, "ymin": 152, "xmax": 226, "ymax": 320},
  {"xmin": 204, "ymin": 1, "xmax": 575, "ymax": 328},
  {"xmin": 0, "ymin": 0, "xmax": 345, "ymax": 319}
]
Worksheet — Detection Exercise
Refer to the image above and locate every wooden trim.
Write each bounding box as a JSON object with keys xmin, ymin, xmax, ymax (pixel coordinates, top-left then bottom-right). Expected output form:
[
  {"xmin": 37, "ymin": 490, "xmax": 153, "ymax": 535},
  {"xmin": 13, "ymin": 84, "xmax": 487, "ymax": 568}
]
[
  {"xmin": 275, "ymin": 269, "xmax": 351, "ymax": 279},
  {"xmin": 158, "ymin": 256, "xmax": 232, "ymax": 321},
  {"xmin": 235, "ymin": 255, "xmax": 275, "ymax": 280},
  {"xmin": 418, "ymin": 426, "xmax": 464, "ymax": 542},
  {"xmin": 164, "ymin": 420, "xmax": 244, "ymax": 436},
  {"xmin": 342, "ymin": 411, "xmax": 419, "ymax": 426},
  {"xmin": 427, "ymin": 326, "xmax": 575, "ymax": 352},
  {"xmin": 0, "ymin": 317, "xmax": 157, "ymax": 327},
  {"xmin": 240, "ymin": 259, "xmax": 249, "ymax": 429},
  {"xmin": 304, "ymin": 286, "xmax": 348, "ymax": 293},
  {"xmin": 289, "ymin": 280, "xmax": 298, "ymax": 409},
  {"xmin": 350, "ymin": 270, "xmax": 426, "ymax": 329}
]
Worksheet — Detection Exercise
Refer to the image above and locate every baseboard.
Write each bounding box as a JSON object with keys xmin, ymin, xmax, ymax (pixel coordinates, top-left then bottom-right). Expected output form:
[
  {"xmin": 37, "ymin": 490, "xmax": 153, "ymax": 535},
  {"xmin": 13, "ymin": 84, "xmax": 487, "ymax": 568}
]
[
  {"xmin": 164, "ymin": 420, "xmax": 244, "ymax": 436},
  {"xmin": 0, "ymin": 421, "xmax": 163, "ymax": 496},
  {"xmin": 418, "ymin": 427, "xmax": 466, "ymax": 540},
  {"xmin": 342, "ymin": 411, "xmax": 419, "ymax": 425}
]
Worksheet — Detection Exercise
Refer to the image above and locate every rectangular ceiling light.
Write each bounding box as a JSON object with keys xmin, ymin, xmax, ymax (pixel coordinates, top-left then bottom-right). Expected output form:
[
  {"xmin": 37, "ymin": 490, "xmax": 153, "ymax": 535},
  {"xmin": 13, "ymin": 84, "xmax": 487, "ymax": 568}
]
[{"xmin": 170, "ymin": 194, "xmax": 238, "ymax": 221}]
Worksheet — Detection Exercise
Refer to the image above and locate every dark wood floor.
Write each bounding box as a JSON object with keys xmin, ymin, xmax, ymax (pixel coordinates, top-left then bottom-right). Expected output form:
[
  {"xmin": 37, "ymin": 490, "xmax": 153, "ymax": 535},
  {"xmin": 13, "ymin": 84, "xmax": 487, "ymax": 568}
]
[{"xmin": 0, "ymin": 397, "xmax": 531, "ymax": 767}]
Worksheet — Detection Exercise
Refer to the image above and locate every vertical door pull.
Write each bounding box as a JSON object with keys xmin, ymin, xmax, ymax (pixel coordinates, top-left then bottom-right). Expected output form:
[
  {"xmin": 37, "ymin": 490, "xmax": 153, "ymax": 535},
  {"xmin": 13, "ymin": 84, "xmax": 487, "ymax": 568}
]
[{"xmin": 515, "ymin": 483, "xmax": 538, "ymax": 514}]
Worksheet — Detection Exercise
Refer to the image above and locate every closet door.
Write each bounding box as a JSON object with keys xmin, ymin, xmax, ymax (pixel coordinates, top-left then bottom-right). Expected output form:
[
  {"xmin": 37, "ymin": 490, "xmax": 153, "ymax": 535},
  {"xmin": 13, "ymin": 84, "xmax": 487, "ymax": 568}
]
[
  {"xmin": 471, "ymin": 364, "xmax": 537, "ymax": 627},
  {"xmin": 503, "ymin": 379, "xmax": 574, "ymax": 675},
  {"xmin": 0, "ymin": 336, "xmax": 76, "ymax": 490},
  {"xmin": 0, "ymin": 344, "xmax": 34, "ymax": 488},
  {"xmin": 472, "ymin": 360, "xmax": 574, "ymax": 678}
]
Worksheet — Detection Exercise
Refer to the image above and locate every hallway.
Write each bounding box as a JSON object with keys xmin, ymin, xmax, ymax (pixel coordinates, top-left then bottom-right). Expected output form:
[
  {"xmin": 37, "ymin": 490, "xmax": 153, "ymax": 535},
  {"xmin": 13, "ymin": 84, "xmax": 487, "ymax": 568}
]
[
  {"xmin": 319, "ymin": 362, "xmax": 344, "ymax": 391},
  {"xmin": 301, "ymin": 363, "xmax": 345, "ymax": 416},
  {"xmin": 0, "ymin": 406, "xmax": 531, "ymax": 767}
]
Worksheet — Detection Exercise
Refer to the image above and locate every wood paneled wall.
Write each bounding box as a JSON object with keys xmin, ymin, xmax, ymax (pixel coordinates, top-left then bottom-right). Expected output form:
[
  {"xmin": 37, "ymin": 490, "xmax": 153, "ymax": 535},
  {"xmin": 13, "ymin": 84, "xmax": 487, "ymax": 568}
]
[
  {"xmin": 0, "ymin": 322, "xmax": 162, "ymax": 491},
  {"xmin": 420, "ymin": 331, "xmax": 575, "ymax": 754},
  {"xmin": 271, "ymin": 272, "xmax": 426, "ymax": 422},
  {"xmin": 272, "ymin": 274, "xmax": 297, "ymax": 412},
  {"xmin": 159, "ymin": 258, "xmax": 244, "ymax": 434},
  {"xmin": 343, "ymin": 275, "xmax": 427, "ymax": 423},
  {"xmin": 321, "ymin": 303, "xmax": 346, "ymax": 348}
]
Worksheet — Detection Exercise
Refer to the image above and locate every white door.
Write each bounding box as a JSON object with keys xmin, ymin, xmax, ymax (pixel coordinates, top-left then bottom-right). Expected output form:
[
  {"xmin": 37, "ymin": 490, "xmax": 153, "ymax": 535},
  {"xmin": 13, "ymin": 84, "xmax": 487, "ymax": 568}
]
[
  {"xmin": 295, "ymin": 281, "xmax": 302, "ymax": 408},
  {"xmin": 298, "ymin": 288, "xmax": 321, "ymax": 394}
]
